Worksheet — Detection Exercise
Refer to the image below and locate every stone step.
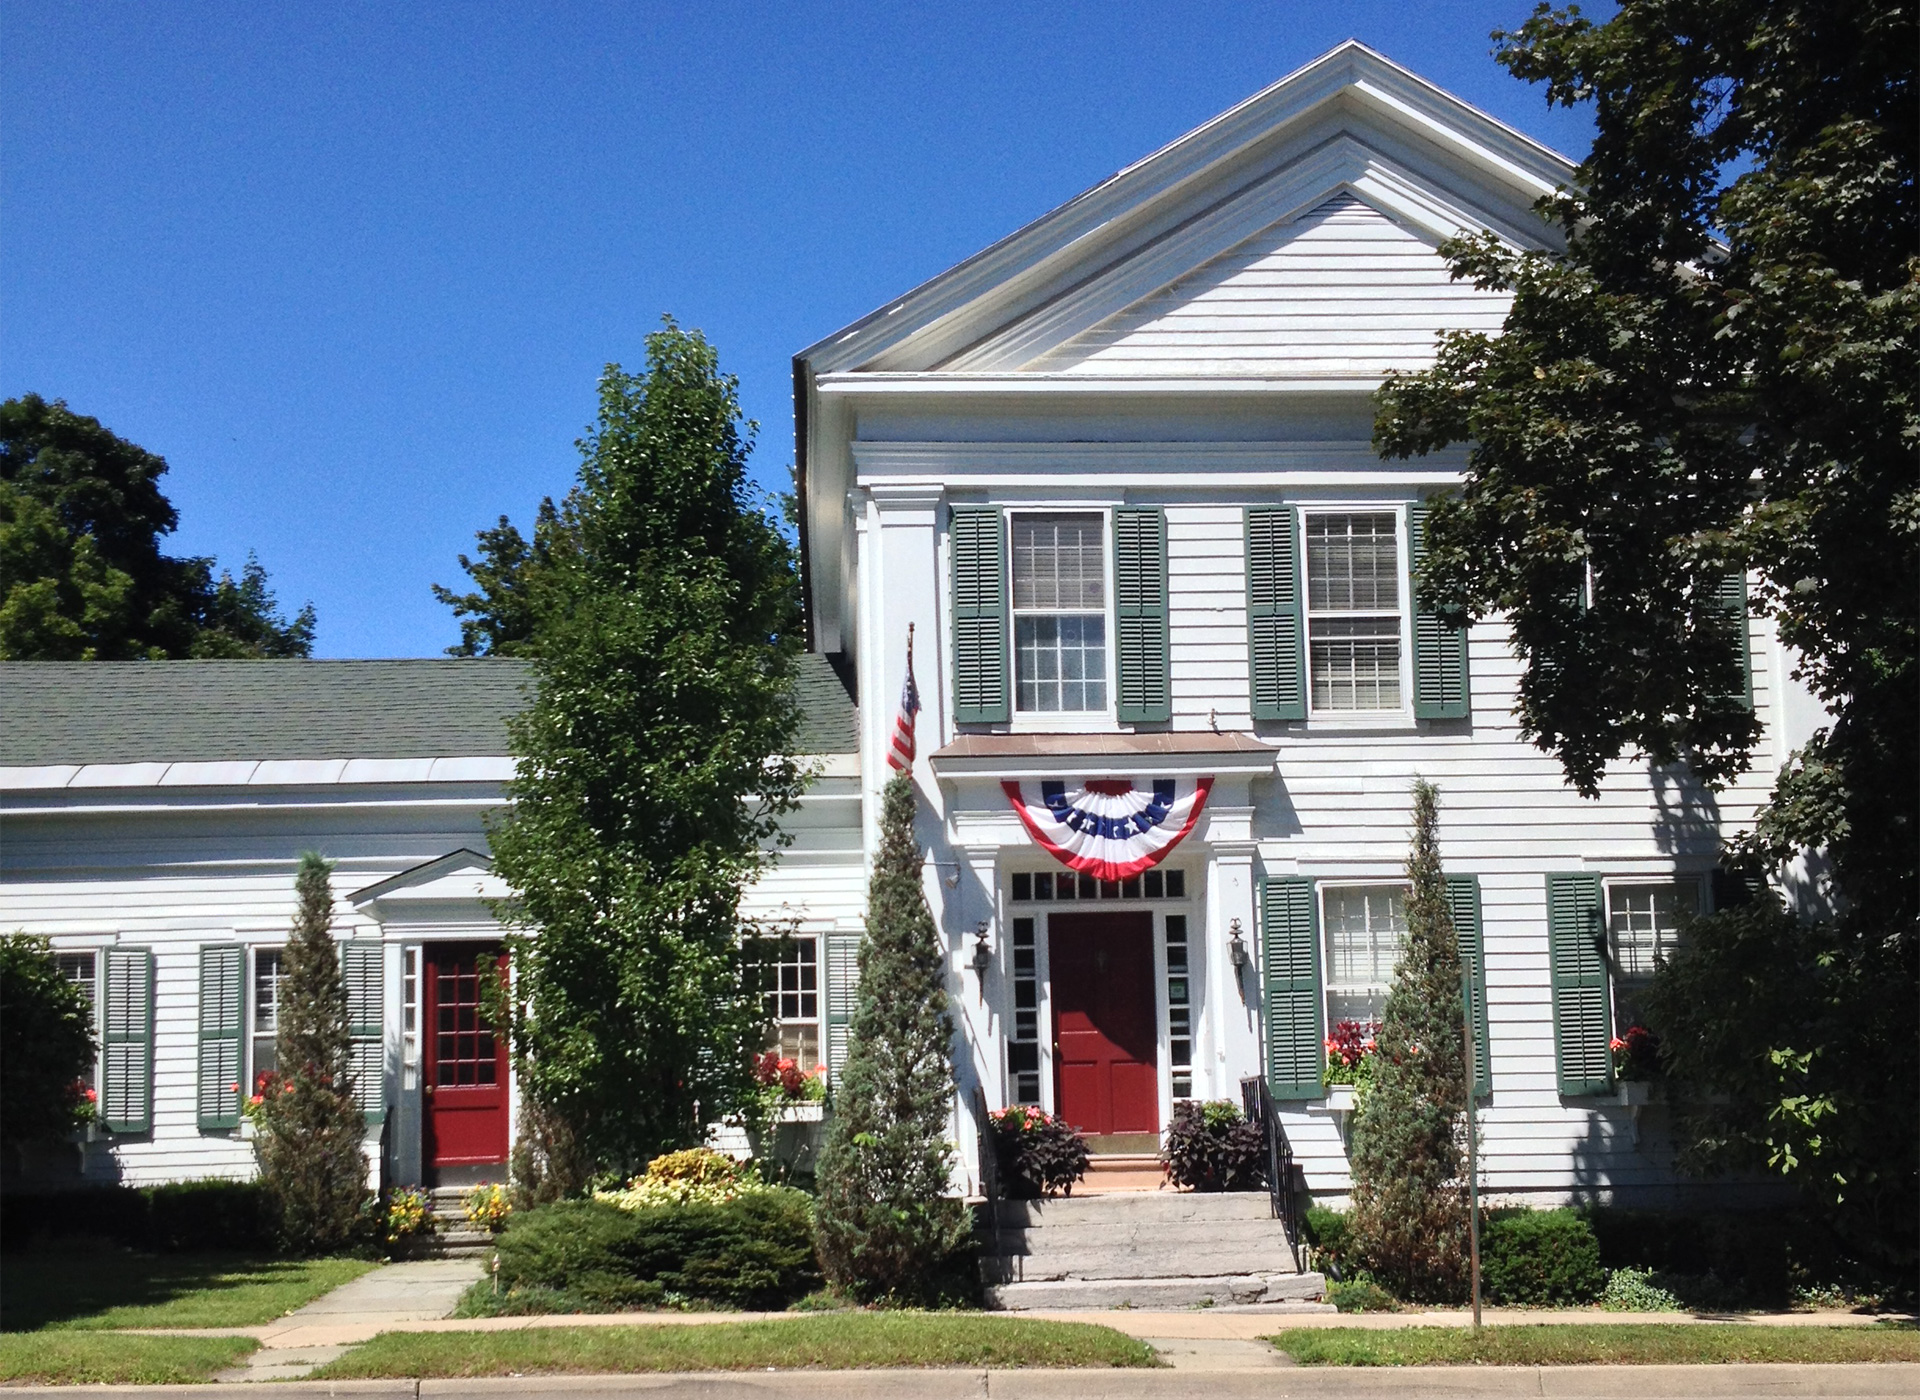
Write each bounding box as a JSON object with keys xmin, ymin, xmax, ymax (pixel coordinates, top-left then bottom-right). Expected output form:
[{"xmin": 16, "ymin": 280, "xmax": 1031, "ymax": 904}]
[
  {"xmin": 985, "ymin": 1189, "xmax": 1277, "ymax": 1227},
  {"xmin": 985, "ymin": 1230, "xmax": 1300, "ymax": 1283},
  {"xmin": 986, "ymin": 1271, "xmax": 1330, "ymax": 1311}
]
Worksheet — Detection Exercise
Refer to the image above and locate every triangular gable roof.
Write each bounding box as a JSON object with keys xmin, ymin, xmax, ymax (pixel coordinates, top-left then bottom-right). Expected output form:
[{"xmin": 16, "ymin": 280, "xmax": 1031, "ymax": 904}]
[
  {"xmin": 350, "ymin": 849, "xmax": 509, "ymax": 909},
  {"xmin": 796, "ymin": 41, "xmax": 1574, "ymax": 379}
]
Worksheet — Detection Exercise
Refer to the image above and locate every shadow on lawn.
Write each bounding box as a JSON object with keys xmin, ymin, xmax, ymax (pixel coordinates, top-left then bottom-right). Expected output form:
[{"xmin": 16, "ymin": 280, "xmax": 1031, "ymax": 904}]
[{"xmin": 0, "ymin": 1244, "xmax": 308, "ymax": 1332}]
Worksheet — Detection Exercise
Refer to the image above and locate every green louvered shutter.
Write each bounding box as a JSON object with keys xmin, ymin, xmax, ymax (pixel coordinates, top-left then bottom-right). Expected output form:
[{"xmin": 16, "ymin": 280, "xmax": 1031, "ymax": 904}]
[
  {"xmin": 1115, "ymin": 507, "xmax": 1171, "ymax": 722},
  {"xmin": 1446, "ymin": 876, "xmax": 1492, "ymax": 1096},
  {"xmin": 1260, "ymin": 876, "xmax": 1323, "ymax": 1099},
  {"xmin": 1246, "ymin": 507, "xmax": 1306, "ymax": 720},
  {"xmin": 1546, "ymin": 874, "xmax": 1612, "ymax": 1096},
  {"xmin": 824, "ymin": 928, "xmax": 861, "ymax": 1084},
  {"xmin": 197, "ymin": 945, "xmax": 244, "ymax": 1130},
  {"xmin": 1409, "ymin": 504, "xmax": 1470, "ymax": 719},
  {"xmin": 950, "ymin": 506, "xmax": 1009, "ymax": 723},
  {"xmin": 102, "ymin": 947, "xmax": 154, "ymax": 1134},
  {"xmin": 342, "ymin": 941, "xmax": 386, "ymax": 1124},
  {"xmin": 1711, "ymin": 572, "xmax": 1754, "ymax": 710}
]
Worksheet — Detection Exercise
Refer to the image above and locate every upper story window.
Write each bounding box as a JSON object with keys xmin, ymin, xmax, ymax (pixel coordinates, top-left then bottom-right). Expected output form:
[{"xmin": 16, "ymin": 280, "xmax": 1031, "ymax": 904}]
[
  {"xmin": 1306, "ymin": 512, "xmax": 1403, "ymax": 712},
  {"xmin": 1606, "ymin": 880, "xmax": 1698, "ymax": 1032},
  {"xmin": 1012, "ymin": 513, "xmax": 1108, "ymax": 713}
]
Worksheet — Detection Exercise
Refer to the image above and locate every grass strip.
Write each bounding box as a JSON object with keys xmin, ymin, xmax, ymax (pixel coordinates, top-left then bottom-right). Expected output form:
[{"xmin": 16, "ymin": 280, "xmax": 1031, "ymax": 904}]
[
  {"xmin": 1268, "ymin": 1322, "xmax": 1920, "ymax": 1366},
  {"xmin": 313, "ymin": 1315, "xmax": 1160, "ymax": 1377},
  {"xmin": 0, "ymin": 1249, "xmax": 376, "ymax": 1331},
  {"xmin": 0, "ymin": 1332, "xmax": 257, "ymax": 1385}
]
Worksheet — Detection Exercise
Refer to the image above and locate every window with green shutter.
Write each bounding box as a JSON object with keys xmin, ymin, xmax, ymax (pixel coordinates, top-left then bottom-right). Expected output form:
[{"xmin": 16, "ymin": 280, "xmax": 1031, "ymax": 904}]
[
  {"xmin": 823, "ymin": 928, "xmax": 861, "ymax": 1084},
  {"xmin": 1409, "ymin": 503, "xmax": 1470, "ymax": 719},
  {"xmin": 102, "ymin": 947, "xmax": 154, "ymax": 1134},
  {"xmin": 1260, "ymin": 876, "xmax": 1324, "ymax": 1099},
  {"xmin": 1710, "ymin": 572, "xmax": 1754, "ymax": 710},
  {"xmin": 342, "ymin": 942, "xmax": 386, "ymax": 1124},
  {"xmin": 1446, "ymin": 876, "xmax": 1492, "ymax": 1096},
  {"xmin": 1546, "ymin": 874, "xmax": 1612, "ymax": 1095},
  {"xmin": 949, "ymin": 506, "xmax": 1009, "ymax": 723},
  {"xmin": 1114, "ymin": 507, "xmax": 1170, "ymax": 722},
  {"xmin": 198, "ymin": 945, "xmax": 244, "ymax": 1130},
  {"xmin": 1246, "ymin": 507, "xmax": 1306, "ymax": 720}
]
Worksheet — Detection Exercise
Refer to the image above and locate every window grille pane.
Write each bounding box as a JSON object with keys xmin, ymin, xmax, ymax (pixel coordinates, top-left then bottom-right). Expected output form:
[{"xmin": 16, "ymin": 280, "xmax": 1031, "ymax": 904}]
[
  {"xmin": 760, "ymin": 937, "xmax": 821, "ymax": 1067},
  {"xmin": 1307, "ymin": 513, "xmax": 1399, "ymax": 611},
  {"xmin": 1310, "ymin": 618, "xmax": 1402, "ymax": 711},
  {"xmin": 1324, "ymin": 886, "xmax": 1408, "ymax": 988},
  {"xmin": 1608, "ymin": 883, "xmax": 1697, "ymax": 981},
  {"xmin": 1012, "ymin": 515, "xmax": 1105, "ymax": 610},
  {"xmin": 253, "ymin": 950, "xmax": 283, "ymax": 1035},
  {"xmin": 1015, "ymin": 615, "xmax": 1107, "ymax": 712}
]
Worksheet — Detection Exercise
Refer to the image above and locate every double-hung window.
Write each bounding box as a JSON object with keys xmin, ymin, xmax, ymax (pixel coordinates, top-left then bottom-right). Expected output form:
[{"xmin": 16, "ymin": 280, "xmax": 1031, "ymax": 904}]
[
  {"xmin": 56, "ymin": 952, "xmax": 100, "ymax": 1089},
  {"xmin": 1012, "ymin": 513, "xmax": 1108, "ymax": 714},
  {"xmin": 1322, "ymin": 885, "xmax": 1408, "ymax": 1028},
  {"xmin": 251, "ymin": 948, "xmax": 284, "ymax": 1085},
  {"xmin": 1606, "ymin": 881, "xmax": 1698, "ymax": 1032},
  {"xmin": 1305, "ymin": 512, "xmax": 1404, "ymax": 713},
  {"xmin": 762, "ymin": 936, "xmax": 822, "ymax": 1069}
]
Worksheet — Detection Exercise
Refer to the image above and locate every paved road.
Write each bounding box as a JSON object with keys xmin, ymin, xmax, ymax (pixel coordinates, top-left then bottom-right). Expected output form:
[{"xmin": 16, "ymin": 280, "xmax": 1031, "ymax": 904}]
[{"xmin": 17, "ymin": 1365, "xmax": 1920, "ymax": 1398}]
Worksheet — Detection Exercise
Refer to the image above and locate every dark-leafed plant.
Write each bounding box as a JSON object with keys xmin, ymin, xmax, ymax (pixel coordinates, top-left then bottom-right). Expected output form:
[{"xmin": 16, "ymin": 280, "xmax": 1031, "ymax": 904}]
[
  {"xmin": 252, "ymin": 853, "xmax": 368, "ymax": 1252},
  {"xmin": 1345, "ymin": 780, "xmax": 1469, "ymax": 1302},
  {"xmin": 814, "ymin": 771, "xmax": 971, "ymax": 1302},
  {"xmin": 1161, "ymin": 1100, "xmax": 1265, "ymax": 1193},
  {"xmin": 987, "ymin": 1105, "xmax": 1089, "ymax": 1200}
]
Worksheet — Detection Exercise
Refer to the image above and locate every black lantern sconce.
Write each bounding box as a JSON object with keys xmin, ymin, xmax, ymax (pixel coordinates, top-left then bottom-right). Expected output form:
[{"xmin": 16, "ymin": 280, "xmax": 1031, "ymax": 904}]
[
  {"xmin": 970, "ymin": 920, "xmax": 993, "ymax": 990},
  {"xmin": 1228, "ymin": 917, "xmax": 1250, "ymax": 974}
]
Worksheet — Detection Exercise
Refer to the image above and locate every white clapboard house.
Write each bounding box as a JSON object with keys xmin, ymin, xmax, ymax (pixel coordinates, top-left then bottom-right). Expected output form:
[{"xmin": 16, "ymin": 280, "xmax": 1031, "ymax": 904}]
[{"xmin": 3, "ymin": 43, "xmax": 1818, "ymax": 1204}]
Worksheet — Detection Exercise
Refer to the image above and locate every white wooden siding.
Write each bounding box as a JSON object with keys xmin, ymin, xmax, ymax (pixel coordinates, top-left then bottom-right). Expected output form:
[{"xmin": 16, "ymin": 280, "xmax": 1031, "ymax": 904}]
[{"xmin": 1030, "ymin": 194, "xmax": 1511, "ymax": 378}]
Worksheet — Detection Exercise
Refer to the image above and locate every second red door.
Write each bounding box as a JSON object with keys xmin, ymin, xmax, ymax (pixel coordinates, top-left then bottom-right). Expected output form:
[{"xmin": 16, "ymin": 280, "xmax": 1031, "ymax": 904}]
[{"xmin": 1049, "ymin": 912, "xmax": 1159, "ymax": 1137}]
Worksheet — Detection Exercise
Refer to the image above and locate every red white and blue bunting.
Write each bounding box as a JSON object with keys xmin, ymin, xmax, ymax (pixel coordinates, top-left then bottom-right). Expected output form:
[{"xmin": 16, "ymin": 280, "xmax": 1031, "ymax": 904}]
[{"xmin": 1001, "ymin": 777, "xmax": 1213, "ymax": 882}]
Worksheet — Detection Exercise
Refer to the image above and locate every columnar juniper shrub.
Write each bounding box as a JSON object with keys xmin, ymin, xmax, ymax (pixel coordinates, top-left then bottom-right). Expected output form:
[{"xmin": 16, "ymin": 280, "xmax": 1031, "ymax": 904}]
[
  {"xmin": 987, "ymin": 1106, "xmax": 1089, "ymax": 1200},
  {"xmin": 1345, "ymin": 781, "xmax": 1470, "ymax": 1302},
  {"xmin": 1161, "ymin": 1101, "xmax": 1265, "ymax": 1192}
]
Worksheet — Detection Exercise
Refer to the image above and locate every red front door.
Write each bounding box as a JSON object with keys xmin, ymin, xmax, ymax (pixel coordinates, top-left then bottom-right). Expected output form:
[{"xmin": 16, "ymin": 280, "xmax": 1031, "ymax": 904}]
[
  {"xmin": 423, "ymin": 943, "xmax": 509, "ymax": 1172},
  {"xmin": 1050, "ymin": 912, "xmax": 1159, "ymax": 1137}
]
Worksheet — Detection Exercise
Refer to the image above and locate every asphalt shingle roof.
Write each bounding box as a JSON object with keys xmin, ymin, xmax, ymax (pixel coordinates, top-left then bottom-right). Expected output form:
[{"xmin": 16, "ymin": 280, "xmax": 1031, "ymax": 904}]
[{"xmin": 0, "ymin": 653, "xmax": 858, "ymax": 766}]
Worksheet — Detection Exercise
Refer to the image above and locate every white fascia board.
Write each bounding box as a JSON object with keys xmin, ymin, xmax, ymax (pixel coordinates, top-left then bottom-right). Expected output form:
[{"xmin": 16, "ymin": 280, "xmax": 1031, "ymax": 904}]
[
  {"xmin": 852, "ymin": 440, "xmax": 1468, "ymax": 490},
  {"xmin": 0, "ymin": 757, "xmax": 515, "ymax": 792},
  {"xmin": 818, "ymin": 373, "xmax": 1394, "ymax": 395},
  {"xmin": 158, "ymin": 761, "xmax": 262, "ymax": 786},
  {"xmin": 0, "ymin": 766, "xmax": 81, "ymax": 791}
]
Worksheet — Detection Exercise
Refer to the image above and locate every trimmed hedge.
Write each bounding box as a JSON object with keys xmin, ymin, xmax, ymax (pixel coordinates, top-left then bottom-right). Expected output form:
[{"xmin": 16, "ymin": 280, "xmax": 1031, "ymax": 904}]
[
  {"xmin": 1480, "ymin": 1208, "xmax": 1605, "ymax": 1306},
  {"xmin": 1, "ymin": 1180, "xmax": 276, "ymax": 1253},
  {"xmin": 492, "ymin": 1192, "xmax": 819, "ymax": 1311}
]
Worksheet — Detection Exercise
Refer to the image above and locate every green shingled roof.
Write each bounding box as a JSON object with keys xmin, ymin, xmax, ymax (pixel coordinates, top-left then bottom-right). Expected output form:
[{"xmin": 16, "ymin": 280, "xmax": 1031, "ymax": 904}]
[{"xmin": 0, "ymin": 654, "xmax": 858, "ymax": 766}]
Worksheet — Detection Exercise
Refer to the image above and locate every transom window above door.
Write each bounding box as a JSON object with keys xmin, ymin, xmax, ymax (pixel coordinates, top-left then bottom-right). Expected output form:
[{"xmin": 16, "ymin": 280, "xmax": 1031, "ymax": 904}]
[
  {"xmin": 1305, "ymin": 512, "xmax": 1404, "ymax": 712},
  {"xmin": 1012, "ymin": 513, "xmax": 1108, "ymax": 713}
]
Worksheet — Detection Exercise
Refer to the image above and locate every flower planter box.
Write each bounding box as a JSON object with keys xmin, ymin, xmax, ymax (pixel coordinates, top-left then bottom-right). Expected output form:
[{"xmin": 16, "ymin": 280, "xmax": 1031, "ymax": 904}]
[
  {"xmin": 1322, "ymin": 1085, "xmax": 1359, "ymax": 1112},
  {"xmin": 1614, "ymin": 1081, "xmax": 1656, "ymax": 1107}
]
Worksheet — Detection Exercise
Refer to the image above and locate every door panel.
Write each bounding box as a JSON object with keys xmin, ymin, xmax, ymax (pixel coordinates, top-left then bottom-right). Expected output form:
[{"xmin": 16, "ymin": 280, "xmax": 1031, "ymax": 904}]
[
  {"xmin": 1049, "ymin": 912, "xmax": 1158, "ymax": 1136},
  {"xmin": 423, "ymin": 943, "xmax": 509, "ymax": 1170}
]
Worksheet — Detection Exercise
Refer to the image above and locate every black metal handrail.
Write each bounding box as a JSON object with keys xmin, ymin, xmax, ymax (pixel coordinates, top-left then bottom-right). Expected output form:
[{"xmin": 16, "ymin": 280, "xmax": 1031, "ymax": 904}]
[{"xmin": 1241, "ymin": 1075, "xmax": 1301, "ymax": 1273}]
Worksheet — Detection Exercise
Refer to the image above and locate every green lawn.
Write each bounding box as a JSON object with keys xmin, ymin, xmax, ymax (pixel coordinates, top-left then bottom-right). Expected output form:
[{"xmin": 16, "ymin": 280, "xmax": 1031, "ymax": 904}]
[
  {"xmin": 0, "ymin": 1248, "xmax": 375, "ymax": 1331},
  {"xmin": 313, "ymin": 1315, "xmax": 1160, "ymax": 1377},
  {"xmin": 1268, "ymin": 1322, "xmax": 1920, "ymax": 1366},
  {"xmin": 0, "ymin": 1332, "xmax": 258, "ymax": 1385}
]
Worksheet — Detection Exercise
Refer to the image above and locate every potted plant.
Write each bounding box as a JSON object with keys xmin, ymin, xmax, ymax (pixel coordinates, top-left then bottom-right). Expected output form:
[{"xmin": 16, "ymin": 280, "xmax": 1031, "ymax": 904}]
[
  {"xmin": 1611, "ymin": 1025, "xmax": 1660, "ymax": 1105},
  {"xmin": 746, "ymin": 1051, "xmax": 829, "ymax": 1173},
  {"xmin": 986, "ymin": 1105, "xmax": 1089, "ymax": 1199}
]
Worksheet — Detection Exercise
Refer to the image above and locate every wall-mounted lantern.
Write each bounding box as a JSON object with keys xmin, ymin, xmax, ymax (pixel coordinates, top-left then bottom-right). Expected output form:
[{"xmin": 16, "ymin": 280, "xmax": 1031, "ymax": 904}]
[
  {"xmin": 970, "ymin": 921, "xmax": 994, "ymax": 986},
  {"xmin": 1228, "ymin": 917, "xmax": 1250, "ymax": 973}
]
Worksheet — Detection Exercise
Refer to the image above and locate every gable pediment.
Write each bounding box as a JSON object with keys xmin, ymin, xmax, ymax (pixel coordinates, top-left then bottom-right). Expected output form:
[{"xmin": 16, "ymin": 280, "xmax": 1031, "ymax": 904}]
[{"xmin": 350, "ymin": 848, "xmax": 511, "ymax": 920}]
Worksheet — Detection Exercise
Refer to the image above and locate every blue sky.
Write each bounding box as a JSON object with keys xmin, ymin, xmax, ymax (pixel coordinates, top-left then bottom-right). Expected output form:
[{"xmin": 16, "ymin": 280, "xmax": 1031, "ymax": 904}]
[{"xmin": 2, "ymin": 3, "xmax": 1599, "ymax": 657}]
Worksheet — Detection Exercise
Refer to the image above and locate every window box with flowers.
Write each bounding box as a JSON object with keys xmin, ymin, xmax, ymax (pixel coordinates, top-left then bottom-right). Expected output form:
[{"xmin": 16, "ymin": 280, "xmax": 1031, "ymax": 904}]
[
  {"xmin": 1611, "ymin": 1025, "xmax": 1661, "ymax": 1106},
  {"xmin": 745, "ymin": 1051, "xmax": 829, "ymax": 1173},
  {"xmin": 1321, "ymin": 1019, "xmax": 1380, "ymax": 1103}
]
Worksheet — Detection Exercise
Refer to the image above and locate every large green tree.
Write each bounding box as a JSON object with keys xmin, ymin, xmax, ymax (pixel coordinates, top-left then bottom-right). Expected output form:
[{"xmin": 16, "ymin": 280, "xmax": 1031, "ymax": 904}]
[
  {"xmin": 0, "ymin": 394, "xmax": 315, "ymax": 659},
  {"xmin": 1375, "ymin": 2, "xmax": 1916, "ymax": 1267},
  {"xmin": 814, "ymin": 772, "xmax": 971, "ymax": 1303},
  {"xmin": 0, "ymin": 935, "xmax": 97, "ymax": 1159},
  {"xmin": 479, "ymin": 322, "xmax": 806, "ymax": 1176}
]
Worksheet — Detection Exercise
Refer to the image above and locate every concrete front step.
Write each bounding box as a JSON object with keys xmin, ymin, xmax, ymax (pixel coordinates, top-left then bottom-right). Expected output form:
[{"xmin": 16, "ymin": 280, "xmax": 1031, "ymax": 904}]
[
  {"xmin": 989, "ymin": 1237, "xmax": 1303, "ymax": 1282},
  {"xmin": 986, "ymin": 1271, "xmax": 1330, "ymax": 1311},
  {"xmin": 986, "ymin": 1189, "xmax": 1277, "ymax": 1227}
]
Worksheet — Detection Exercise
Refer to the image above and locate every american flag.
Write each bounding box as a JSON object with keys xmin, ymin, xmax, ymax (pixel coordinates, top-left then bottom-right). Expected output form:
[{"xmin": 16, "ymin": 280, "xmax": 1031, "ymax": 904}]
[{"xmin": 888, "ymin": 625, "xmax": 921, "ymax": 772}]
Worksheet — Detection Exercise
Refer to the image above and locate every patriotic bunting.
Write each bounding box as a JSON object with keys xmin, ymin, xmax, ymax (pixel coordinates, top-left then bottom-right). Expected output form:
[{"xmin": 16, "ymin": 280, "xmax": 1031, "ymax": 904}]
[{"xmin": 1002, "ymin": 776, "xmax": 1212, "ymax": 882}]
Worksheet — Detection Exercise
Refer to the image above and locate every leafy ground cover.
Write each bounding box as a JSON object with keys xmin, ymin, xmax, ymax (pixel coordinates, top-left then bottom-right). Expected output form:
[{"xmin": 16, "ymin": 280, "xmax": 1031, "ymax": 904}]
[
  {"xmin": 312, "ymin": 1315, "xmax": 1159, "ymax": 1377},
  {"xmin": 1269, "ymin": 1322, "xmax": 1920, "ymax": 1366},
  {"xmin": 0, "ymin": 1248, "xmax": 374, "ymax": 1330},
  {"xmin": 0, "ymin": 1333, "xmax": 257, "ymax": 1385}
]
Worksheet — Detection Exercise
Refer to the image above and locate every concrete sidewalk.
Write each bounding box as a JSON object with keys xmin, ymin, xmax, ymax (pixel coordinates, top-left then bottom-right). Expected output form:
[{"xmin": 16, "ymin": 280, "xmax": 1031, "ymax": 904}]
[{"xmin": 13, "ymin": 1362, "xmax": 1920, "ymax": 1398}]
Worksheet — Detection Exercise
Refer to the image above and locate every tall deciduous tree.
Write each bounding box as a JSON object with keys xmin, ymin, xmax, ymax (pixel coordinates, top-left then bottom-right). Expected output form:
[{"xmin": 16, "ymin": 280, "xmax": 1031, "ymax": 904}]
[
  {"xmin": 814, "ymin": 771, "xmax": 970, "ymax": 1302},
  {"xmin": 0, "ymin": 394, "xmax": 315, "ymax": 659},
  {"xmin": 1374, "ymin": 1, "xmax": 1916, "ymax": 1269},
  {"xmin": 253, "ymin": 854, "xmax": 367, "ymax": 1252},
  {"xmin": 485, "ymin": 322, "xmax": 806, "ymax": 1176},
  {"xmin": 1346, "ymin": 780, "xmax": 1469, "ymax": 1302}
]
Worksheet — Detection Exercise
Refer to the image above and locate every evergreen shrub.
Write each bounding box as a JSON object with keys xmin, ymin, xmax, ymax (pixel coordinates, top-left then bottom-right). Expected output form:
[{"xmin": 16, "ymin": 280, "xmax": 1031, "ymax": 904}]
[
  {"xmin": 491, "ymin": 1192, "xmax": 819, "ymax": 1311},
  {"xmin": 1480, "ymin": 1208, "xmax": 1605, "ymax": 1305},
  {"xmin": 0, "ymin": 1181, "xmax": 275, "ymax": 1253},
  {"xmin": 1304, "ymin": 1205, "xmax": 1352, "ymax": 1274},
  {"xmin": 1160, "ymin": 1101, "xmax": 1265, "ymax": 1192}
]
